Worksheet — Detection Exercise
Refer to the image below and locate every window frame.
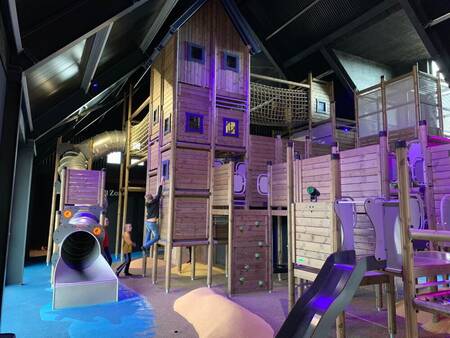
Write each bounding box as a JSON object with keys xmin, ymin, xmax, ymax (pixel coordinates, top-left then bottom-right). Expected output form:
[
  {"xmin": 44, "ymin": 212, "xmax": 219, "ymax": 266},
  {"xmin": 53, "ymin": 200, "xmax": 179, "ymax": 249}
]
[
  {"xmin": 223, "ymin": 117, "xmax": 239, "ymax": 137},
  {"xmin": 222, "ymin": 51, "xmax": 239, "ymax": 72},
  {"xmin": 315, "ymin": 99, "xmax": 327, "ymax": 114},
  {"xmin": 152, "ymin": 106, "xmax": 159, "ymax": 125},
  {"xmin": 186, "ymin": 42, "xmax": 205, "ymax": 64},
  {"xmin": 162, "ymin": 160, "xmax": 170, "ymax": 179},
  {"xmin": 164, "ymin": 116, "xmax": 171, "ymax": 135},
  {"xmin": 185, "ymin": 112, "xmax": 204, "ymax": 134}
]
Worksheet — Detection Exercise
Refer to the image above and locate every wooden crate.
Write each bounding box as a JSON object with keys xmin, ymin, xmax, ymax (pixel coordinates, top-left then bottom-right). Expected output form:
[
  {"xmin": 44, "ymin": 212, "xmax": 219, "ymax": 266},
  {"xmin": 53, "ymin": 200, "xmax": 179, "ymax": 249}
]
[{"xmin": 175, "ymin": 147, "xmax": 210, "ymax": 190}]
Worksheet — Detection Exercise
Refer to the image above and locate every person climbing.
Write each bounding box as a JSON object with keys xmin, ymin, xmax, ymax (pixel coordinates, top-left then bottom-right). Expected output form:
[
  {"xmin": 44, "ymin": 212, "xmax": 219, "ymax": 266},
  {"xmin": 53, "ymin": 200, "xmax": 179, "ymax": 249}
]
[
  {"xmin": 141, "ymin": 177, "xmax": 165, "ymax": 252},
  {"xmin": 116, "ymin": 223, "xmax": 136, "ymax": 277},
  {"xmin": 102, "ymin": 217, "xmax": 113, "ymax": 266}
]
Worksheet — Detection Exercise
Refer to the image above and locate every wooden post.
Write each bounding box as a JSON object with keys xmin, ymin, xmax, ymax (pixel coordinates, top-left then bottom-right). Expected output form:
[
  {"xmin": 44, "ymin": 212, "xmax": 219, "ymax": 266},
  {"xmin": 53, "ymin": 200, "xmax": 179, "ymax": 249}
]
[
  {"xmin": 115, "ymin": 95, "xmax": 127, "ymax": 256},
  {"xmin": 152, "ymin": 243, "xmax": 158, "ymax": 284},
  {"xmin": 419, "ymin": 121, "xmax": 436, "ymax": 237},
  {"xmin": 380, "ymin": 76, "xmax": 388, "ymax": 136},
  {"xmin": 387, "ymin": 274, "xmax": 397, "ymax": 337},
  {"xmin": 120, "ymin": 85, "xmax": 133, "ymax": 261},
  {"xmin": 305, "ymin": 135, "xmax": 311, "ymax": 159},
  {"xmin": 396, "ymin": 140, "xmax": 419, "ymax": 338},
  {"xmin": 191, "ymin": 246, "xmax": 196, "ymax": 281},
  {"xmin": 46, "ymin": 138, "xmax": 61, "ymax": 265},
  {"xmin": 330, "ymin": 81, "xmax": 337, "ymax": 142},
  {"xmin": 437, "ymin": 75, "xmax": 444, "ymax": 136},
  {"xmin": 287, "ymin": 142, "xmax": 295, "ymax": 310},
  {"xmin": 277, "ymin": 215, "xmax": 283, "ymax": 282},
  {"xmin": 165, "ymin": 36, "xmax": 179, "ymax": 294},
  {"xmin": 227, "ymin": 162, "xmax": 234, "ymax": 296},
  {"xmin": 412, "ymin": 66, "xmax": 421, "ymax": 139},
  {"xmin": 354, "ymin": 91, "xmax": 360, "ymax": 147},
  {"xmin": 177, "ymin": 247, "xmax": 183, "ymax": 274},
  {"xmin": 379, "ymin": 131, "xmax": 390, "ymax": 199},
  {"xmin": 207, "ymin": 24, "xmax": 218, "ymax": 288},
  {"xmin": 267, "ymin": 161, "xmax": 273, "ymax": 291},
  {"xmin": 331, "ymin": 152, "xmax": 345, "ymax": 338},
  {"xmin": 87, "ymin": 139, "xmax": 94, "ymax": 170},
  {"xmin": 308, "ymin": 73, "xmax": 313, "ymax": 143}
]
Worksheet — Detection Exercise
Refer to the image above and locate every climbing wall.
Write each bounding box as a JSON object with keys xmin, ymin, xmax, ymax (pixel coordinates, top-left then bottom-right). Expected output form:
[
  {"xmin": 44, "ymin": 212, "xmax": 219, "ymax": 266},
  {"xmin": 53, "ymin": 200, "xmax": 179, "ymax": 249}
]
[{"xmin": 230, "ymin": 210, "xmax": 270, "ymax": 293}]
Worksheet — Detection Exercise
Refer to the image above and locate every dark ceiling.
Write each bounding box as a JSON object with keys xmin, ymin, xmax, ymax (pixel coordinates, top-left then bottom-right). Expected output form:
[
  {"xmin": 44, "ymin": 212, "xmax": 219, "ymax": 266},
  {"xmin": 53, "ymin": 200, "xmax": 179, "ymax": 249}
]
[{"xmin": 2, "ymin": 0, "xmax": 449, "ymax": 157}]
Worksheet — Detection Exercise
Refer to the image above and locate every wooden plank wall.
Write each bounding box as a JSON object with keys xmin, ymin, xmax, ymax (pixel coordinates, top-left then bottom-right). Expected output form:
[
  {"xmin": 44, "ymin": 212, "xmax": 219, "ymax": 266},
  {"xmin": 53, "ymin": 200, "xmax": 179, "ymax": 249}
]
[
  {"xmin": 162, "ymin": 36, "xmax": 176, "ymax": 146},
  {"xmin": 294, "ymin": 202, "xmax": 333, "ymax": 271},
  {"xmin": 336, "ymin": 129, "xmax": 356, "ymax": 150},
  {"xmin": 174, "ymin": 197, "xmax": 209, "ymax": 240},
  {"xmin": 177, "ymin": 84, "xmax": 210, "ymax": 144},
  {"xmin": 212, "ymin": 164, "xmax": 231, "ymax": 206},
  {"xmin": 300, "ymin": 155, "xmax": 332, "ymax": 202},
  {"xmin": 247, "ymin": 135, "xmax": 276, "ymax": 207},
  {"xmin": 214, "ymin": 0, "xmax": 249, "ymax": 98},
  {"xmin": 177, "ymin": 0, "xmax": 212, "ymax": 88},
  {"xmin": 340, "ymin": 144, "xmax": 382, "ymax": 257},
  {"xmin": 430, "ymin": 143, "xmax": 450, "ymax": 226},
  {"xmin": 311, "ymin": 143, "xmax": 331, "ymax": 157},
  {"xmin": 311, "ymin": 80, "xmax": 331, "ymax": 123},
  {"xmin": 175, "ymin": 147, "xmax": 210, "ymax": 190},
  {"xmin": 271, "ymin": 163, "xmax": 287, "ymax": 207}
]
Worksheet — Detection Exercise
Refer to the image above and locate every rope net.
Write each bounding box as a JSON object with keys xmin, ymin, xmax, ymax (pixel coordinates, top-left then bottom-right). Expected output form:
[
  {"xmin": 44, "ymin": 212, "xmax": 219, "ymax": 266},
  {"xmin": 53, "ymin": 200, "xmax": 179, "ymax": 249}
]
[
  {"xmin": 250, "ymin": 82, "xmax": 309, "ymax": 127},
  {"xmin": 130, "ymin": 112, "xmax": 149, "ymax": 158}
]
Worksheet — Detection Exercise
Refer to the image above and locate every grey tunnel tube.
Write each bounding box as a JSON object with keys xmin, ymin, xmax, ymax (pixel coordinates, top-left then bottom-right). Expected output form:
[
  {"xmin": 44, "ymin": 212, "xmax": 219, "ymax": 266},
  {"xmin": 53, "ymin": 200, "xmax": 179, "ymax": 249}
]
[{"xmin": 60, "ymin": 231, "xmax": 100, "ymax": 271}]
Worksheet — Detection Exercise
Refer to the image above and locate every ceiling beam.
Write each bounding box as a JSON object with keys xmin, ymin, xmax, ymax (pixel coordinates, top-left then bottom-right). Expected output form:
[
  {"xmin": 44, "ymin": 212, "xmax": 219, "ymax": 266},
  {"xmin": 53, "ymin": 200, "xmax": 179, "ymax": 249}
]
[
  {"xmin": 6, "ymin": 0, "xmax": 22, "ymax": 52},
  {"xmin": 283, "ymin": 0, "xmax": 399, "ymax": 69},
  {"xmin": 399, "ymin": 0, "xmax": 450, "ymax": 81},
  {"xmin": 265, "ymin": 0, "xmax": 322, "ymax": 41},
  {"xmin": 426, "ymin": 12, "xmax": 450, "ymax": 28},
  {"xmin": 33, "ymin": 49, "xmax": 146, "ymax": 139},
  {"xmin": 320, "ymin": 47, "xmax": 356, "ymax": 92},
  {"xmin": 80, "ymin": 23, "xmax": 113, "ymax": 93},
  {"xmin": 140, "ymin": 0, "xmax": 179, "ymax": 52},
  {"xmin": 20, "ymin": 0, "xmax": 151, "ymax": 73}
]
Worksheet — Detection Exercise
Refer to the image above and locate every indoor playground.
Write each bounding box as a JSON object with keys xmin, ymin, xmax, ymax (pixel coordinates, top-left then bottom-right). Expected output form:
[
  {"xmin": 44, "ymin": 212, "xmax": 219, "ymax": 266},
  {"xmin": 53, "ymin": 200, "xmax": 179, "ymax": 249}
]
[{"xmin": 1, "ymin": 0, "xmax": 450, "ymax": 337}]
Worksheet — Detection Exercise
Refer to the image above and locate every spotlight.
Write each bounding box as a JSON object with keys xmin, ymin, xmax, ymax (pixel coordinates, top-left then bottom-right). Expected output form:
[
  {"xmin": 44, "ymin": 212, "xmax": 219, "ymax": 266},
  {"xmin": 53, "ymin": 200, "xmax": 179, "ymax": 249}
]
[{"xmin": 306, "ymin": 186, "xmax": 320, "ymax": 202}]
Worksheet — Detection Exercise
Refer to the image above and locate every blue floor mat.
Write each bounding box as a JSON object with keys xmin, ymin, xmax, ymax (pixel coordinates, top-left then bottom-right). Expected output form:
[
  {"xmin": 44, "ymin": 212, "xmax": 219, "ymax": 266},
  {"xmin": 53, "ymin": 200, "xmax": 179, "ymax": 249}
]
[{"xmin": 1, "ymin": 263, "xmax": 155, "ymax": 338}]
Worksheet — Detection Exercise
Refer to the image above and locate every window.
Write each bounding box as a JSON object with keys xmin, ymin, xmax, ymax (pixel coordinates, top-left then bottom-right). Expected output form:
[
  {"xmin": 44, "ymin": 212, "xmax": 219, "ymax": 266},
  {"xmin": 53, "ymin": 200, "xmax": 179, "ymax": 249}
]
[
  {"xmin": 187, "ymin": 42, "xmax": 205, "ymax": 64},
  {"xmin": 223, "ymin": 52, "xmax": 239, "ymax": 72},
  {"xmin": 162, "ymin": 160, "xmax": 170, "ymax": 179},
  {"xmin": 164, "ymin": 116, "xmax": 171, "ymax": 134},
  {"xmin": 107, "ymin": 152, "xmax": 121, "ymax": 165},
  {"xmin": 223, "ymin": 118, "xmax": 239, "ymax": 137},
  {"xmin": 316, "ymin": 99, "xmax": 327, "ymax": 114},
  {"xmin": 185, "ymin": 112, "xmax": 204, "ymax": 133},
  {"xmin": 152, "ymin": 107, "xmax": 159, "ymax": 125}
]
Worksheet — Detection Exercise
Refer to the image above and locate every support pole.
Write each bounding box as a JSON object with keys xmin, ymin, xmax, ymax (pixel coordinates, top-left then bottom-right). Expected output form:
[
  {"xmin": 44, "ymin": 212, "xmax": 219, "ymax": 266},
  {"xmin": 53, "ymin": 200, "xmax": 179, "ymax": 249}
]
[
  {"xmin": 331, "ymin": 152, "xmax": 345, "ymax": 338},
  {"xmin": 396, "ymin": 140, "xmax": 419, "ymax": 338},
  {"xmin": 115, "ymin": 96, "xmax": 127, "ymax": 256},
  {"xmin": 46, "ymin": 138, "xmax": 61, "ymax": 265},
  {"xmin": 412, "ymin": 66, "xmax": 421, "ymax": 138},
  {"xmin": 437, "ymin": 75, "xmax": 444, "ymax": 136},
  {"xmin": 227, "ymin": 162, "xmax": 234, "ymax": 296},
  {"xmin": 287, "ymin": 142, "xmax": 295, "ymax": 310},
  {"xmin": 190, "ymin": 246, "xmax": 196, "ymax": 281},
  {"xmin": 120, "ymin": 85, "xmax": 133, "ymax": 260},
  {"xmin": 267, "ymin": 161, "xmax": 273, "ymax": 291},
  {"xmin": 277, "ymin": 215, "xmax": 283, "ymax": 282},
  {"xmin": 381, "ymin": 76, "xmax": 388, "ymax": 135}
]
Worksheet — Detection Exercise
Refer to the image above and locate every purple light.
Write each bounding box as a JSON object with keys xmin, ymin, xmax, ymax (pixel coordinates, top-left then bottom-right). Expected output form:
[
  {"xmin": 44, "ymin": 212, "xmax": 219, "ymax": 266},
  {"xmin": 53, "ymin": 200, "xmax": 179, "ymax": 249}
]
[
  {"xmin": 334, "ymin": 263, "xmax": 354, "ymax": 271},
  {"xmin": 312, "ymin": 296, "xmax": 334, "ymax": 311},
  {"xmin": 343, "ymin": 128, "xmax": 349, "ymax": 133}
]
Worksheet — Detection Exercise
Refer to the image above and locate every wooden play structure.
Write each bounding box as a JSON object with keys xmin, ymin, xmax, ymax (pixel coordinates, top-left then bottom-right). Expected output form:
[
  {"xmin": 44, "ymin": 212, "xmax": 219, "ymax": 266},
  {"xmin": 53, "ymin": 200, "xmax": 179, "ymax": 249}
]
[{"xmin": 111, "ymin": 0, "xmax": 337, "ymax": 295}]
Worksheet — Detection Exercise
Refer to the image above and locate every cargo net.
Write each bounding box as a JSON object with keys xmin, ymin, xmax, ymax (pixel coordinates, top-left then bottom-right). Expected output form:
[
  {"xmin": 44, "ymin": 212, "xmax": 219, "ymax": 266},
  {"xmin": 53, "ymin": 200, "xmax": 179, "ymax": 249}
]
[
  {"xmin": 130, "ymin": 112, "xmax": 149, "ymax": 158},
  {"xmin": 250, "ymin": 82, "xmax": 309, "ymax": 127}
]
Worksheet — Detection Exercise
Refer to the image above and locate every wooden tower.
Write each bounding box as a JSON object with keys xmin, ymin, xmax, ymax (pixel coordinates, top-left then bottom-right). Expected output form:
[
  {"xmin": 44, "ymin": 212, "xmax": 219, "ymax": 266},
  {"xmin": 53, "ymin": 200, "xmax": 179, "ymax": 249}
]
[{"xmin": 146, "ymin": 0, "xmax": 252, "ymax": 292}]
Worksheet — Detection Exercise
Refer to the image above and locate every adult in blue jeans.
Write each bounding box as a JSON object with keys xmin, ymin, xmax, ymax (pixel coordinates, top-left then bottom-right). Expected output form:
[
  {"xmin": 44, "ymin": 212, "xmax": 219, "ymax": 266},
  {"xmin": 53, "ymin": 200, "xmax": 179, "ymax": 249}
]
[{"xmin": 141, "ymin": 177, "xmax": 164, "ymax": 251}]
